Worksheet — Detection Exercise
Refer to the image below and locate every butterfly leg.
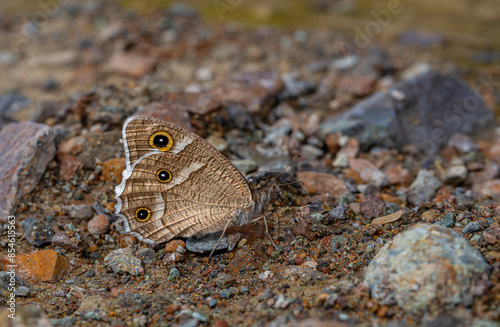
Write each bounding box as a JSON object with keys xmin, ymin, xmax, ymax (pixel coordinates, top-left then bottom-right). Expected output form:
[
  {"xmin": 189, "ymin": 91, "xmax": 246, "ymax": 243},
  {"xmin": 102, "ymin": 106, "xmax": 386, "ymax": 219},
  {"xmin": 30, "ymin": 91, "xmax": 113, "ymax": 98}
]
[
  {"xmin": 209, "ymin": 219, "xmax": 233, "ymax": 259},
  {"xmin": 258, "ymin": 214, "xmax": 280, "ymax": 252}
]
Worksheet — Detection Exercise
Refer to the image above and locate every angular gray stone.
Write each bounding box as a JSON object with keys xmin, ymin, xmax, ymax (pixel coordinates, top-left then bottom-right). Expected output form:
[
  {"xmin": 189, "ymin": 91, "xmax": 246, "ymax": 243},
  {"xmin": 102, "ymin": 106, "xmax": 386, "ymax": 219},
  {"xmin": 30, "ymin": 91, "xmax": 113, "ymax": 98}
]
[
  {"xmin": 186, "ymin": 231, "xmax": 228, "ymax": 253},
  {"xmin": 215, "ymin": 273, "xmax": 236, "ymax": 289},
  {"xmin": 365, "ymin": 224, "xmax": 489, "ymax": 313},
  {"xmin": 320, "ymin": 70, "xmax": 494, "ymax": 154},
  {"xmin": 407, "ymin": 170, "xmax": 442, "ymax": 205},
  {"xmin": 104, "ymin": 247, "xmax": 144, "ymax": 276},
  {"xmin": 0, "ymin": 122, "xmax": 55, "ymax": 221}
]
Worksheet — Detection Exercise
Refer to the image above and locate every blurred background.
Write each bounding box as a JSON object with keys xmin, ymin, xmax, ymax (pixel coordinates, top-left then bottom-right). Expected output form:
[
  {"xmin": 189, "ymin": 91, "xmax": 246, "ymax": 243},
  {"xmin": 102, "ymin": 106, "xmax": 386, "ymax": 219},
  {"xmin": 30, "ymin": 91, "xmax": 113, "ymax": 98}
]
[{"xmin": 3, "ymin": 0, "xmax": 499, "ymax": 60}]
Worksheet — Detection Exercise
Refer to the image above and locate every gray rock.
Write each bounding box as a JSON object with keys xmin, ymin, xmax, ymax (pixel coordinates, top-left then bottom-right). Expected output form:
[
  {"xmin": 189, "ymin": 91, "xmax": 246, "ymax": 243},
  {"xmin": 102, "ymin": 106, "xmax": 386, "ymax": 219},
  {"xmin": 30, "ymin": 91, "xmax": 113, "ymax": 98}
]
[
  {"xmin": 0, "ymin": 271, "xmax": 28, "ymax": 290},
  {"xmin": 435, "ymin": 212, "xmax": 456, "ymax": 228},
  {"xmin": 168, "ymin": 267, "xmax": 180, "ymax": 281},
  {"xmin": 231, "ymin": 159, "xmax": 258, "ymax": 175},
  {"xmin": 104, "ymin": 247, "xmax": 144, "ymax": 276},
  {"xmin": 215, "ymin": 273, "xmax": 236, "ymax": 289},
  {"xmin": 0, "ymin": 93, "xmax": 31, "ymax": 129},
  {"xmin": 407, "ymin": 170, "xmax": 442, "ymax": 205},
  {"xmin": 136, "ymin": 248, "xmax": 156, "ymax": 265},
  {"xmin": 320, "ymin": 70, "xmax": 494, "ymax": 154},
  {"xmin": 0, "ymin": 122, "xmax": 55, "ymax": 220},
  {"xmin": 365, "ymin": 224, "xmax": 489, "ymax": 313},
  {"xmin": 442, "ymin": 158, "xmax": 468, "ymax": 185},
  {"xmin": 186, "ymin": 231, "xmax": 228, "ymax": 253},
  {"xmin": 462, "ymin": 221, "xmax": 484, "ymax": 234},
  {"xmin": 14, "ymin": 286, "xmax": 31, "ymax": 297},
  {"xmin": 62, "ymin": 204, "xmax": 94, "ymax": 219},
  {"xmin": 24, "ymin": 219, "xmax": 54, "ymax": 247}
]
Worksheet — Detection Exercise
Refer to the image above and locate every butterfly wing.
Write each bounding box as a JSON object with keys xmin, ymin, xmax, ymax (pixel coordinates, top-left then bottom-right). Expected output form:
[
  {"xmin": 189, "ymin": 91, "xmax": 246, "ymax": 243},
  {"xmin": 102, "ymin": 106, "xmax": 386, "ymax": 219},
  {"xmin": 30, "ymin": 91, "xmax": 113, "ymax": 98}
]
[{"xmin": 115, "ymin": 116, "xmax": 253, "ymax": 244}]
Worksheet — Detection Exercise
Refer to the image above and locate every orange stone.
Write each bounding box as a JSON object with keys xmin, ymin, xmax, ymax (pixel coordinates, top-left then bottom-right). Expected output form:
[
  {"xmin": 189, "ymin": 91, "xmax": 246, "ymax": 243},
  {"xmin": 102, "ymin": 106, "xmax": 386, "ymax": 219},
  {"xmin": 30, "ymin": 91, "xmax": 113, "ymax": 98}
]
[
  {"xmin": 13, "ymin": 250, "xmax": 72, "ymax": 283},
  {"xmin": 102, "ymin": 158, "xmax": 126, "ymax": 184},
  {"xmin": 297, "ymin": 171, "xmax": 350, "ymax": 196},
  {"xmin": 164, "ymin": 239, "xmax": 185, "ymax": 253}
]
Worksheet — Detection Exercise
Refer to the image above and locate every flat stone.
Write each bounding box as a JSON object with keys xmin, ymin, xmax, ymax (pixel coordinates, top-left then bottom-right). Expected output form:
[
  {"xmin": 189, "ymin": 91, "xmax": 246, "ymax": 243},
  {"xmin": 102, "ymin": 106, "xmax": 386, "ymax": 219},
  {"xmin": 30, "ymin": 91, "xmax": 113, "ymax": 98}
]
[
  {"xmin": 104, "ymin": 247, "xmax": 144, "ymax": 276},
  {"xmin": 0, "ymin": 122, "xmax": 55, "ymax": 220},
  {"xmin": 365, "ymin": 224, "xmax": 489, "ymax": 313},
  {"xmin": 215, "ymin": 273, "xmax": 236, "ymax": 289},
  {"xmin": 10, "ymin": 250, "xmax": 73, "ymax": 283},
  {"xmin": 297, "ymin": 171, "xmax": 350, "ymax": 196},
  {"xmin": 186, "ymin": 231, "xmax": 228, "ymax": 253},
  {"xmin": 371, "ymin": 210, "xmax": 404, "ymax": 225}
]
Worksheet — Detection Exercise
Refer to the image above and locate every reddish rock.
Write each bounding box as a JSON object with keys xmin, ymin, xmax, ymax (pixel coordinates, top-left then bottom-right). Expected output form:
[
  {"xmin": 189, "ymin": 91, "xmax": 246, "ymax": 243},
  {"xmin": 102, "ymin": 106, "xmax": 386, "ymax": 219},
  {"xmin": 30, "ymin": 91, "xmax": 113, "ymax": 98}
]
[
  {"xmin": 11, "ymin": 250, "xmax": 72, "ymax": 283},
  {"xmin": 136, "ymin": 101, "xmax": 192, "ymax": 129},
  {"xmin": 324, "ymin": 133, "xmax": 341, "ymax": 155},
  {"xmin": 164, "ymin": 239, "xmax": 186, "ymax": 253},
  {"xmin": 102, "ymin": 158, "xmax": 126, "ymax": 184},
  {"xmin": 483, "ymin": 229, "xmax": 499, "ymax": 245},
  {"xmin": 297, "ymin": 171, "xmax": 350, "ymax": 196},
  {"xmin": 214, "ymin": 320, "xmax": 230, "ymax": 327},
  {"xmin": 51, "ymin": 232, "xmax": 80, "ymax": 252},
  {"xmin": 165, "ymin": 304, "xmax": 180, "ymax": 314},
  {"xmin": 336, "ymin": 74, "xmax": 377, "ymax": 97},
  {"xmin": 87, "ymin": 214, "xmax": 110, "ymax": 235},
  {"xmin": 473, "ymin": 179, "xmax": 500, "ymax": 200},
  {"xmin": 0, "ymin": 122, "xmax": 55, "ymax": 220},
  {"xmin": 161, "ymin": 92, "xmax": 221, "ymax": 115},
  {"xmin": 211, "ymin": 71, "xmax": 284, "ymax": 113},
  {"xmin": 57, "ymin": 152, "xmax": 83, "ymax": 181},
  {"xmin": 360, "ymin": 195, "xmax": 386, "ymax": 220},
  {"xmin": 116, "ymin": 234, "xmax": 138, "ymax": 248},
  {"xmin": 105, "ymin": 52, "xmax": 157, "ymax": 78},
  {"xmin": 349, "ymin": 158, "xmax": 385, "ymax": 185},
  {"xmin": 384, "ymin": 163, "xmax": 412, "ymax": 186}
]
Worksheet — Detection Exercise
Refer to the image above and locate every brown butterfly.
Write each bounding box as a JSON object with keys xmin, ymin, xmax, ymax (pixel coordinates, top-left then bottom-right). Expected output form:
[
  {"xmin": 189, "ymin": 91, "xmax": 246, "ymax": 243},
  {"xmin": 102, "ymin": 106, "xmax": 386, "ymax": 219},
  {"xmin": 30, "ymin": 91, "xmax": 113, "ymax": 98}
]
[{"xmin": 115, "ymin": 116, "xmax": 277, "ymax": 247}]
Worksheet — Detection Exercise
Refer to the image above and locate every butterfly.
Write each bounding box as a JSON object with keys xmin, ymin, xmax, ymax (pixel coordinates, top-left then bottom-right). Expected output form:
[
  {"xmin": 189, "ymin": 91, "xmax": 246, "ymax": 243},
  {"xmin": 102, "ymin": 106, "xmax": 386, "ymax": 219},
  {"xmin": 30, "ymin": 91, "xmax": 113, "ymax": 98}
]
[{"xmin": 114, "ymin": 116, "xmax": 279, "ymax": 248}]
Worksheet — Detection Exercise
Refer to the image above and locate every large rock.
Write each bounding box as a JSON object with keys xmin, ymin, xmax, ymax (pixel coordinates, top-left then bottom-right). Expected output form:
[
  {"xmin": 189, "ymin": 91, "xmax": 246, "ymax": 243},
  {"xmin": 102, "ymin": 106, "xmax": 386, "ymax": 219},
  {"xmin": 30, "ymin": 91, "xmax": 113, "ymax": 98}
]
[
  {"xmin": 0, "ymin": 122, "xmax": 55, "ymax": 220},
  {"xmin": 319, "ymin": 70, "xmax": 494, "ymax": 154},
  {"xmin": 364, "ymin": 224, "xmax": 489, "ymax": 313}
]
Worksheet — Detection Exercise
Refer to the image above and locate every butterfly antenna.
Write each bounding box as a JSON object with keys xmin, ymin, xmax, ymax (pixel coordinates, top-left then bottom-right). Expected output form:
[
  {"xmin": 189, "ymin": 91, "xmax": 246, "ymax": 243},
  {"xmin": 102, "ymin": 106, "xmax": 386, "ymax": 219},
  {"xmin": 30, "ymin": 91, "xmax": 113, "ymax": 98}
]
[{"xmin": 264, "ymin": 155, "xmax": 301, "ymax": 192}]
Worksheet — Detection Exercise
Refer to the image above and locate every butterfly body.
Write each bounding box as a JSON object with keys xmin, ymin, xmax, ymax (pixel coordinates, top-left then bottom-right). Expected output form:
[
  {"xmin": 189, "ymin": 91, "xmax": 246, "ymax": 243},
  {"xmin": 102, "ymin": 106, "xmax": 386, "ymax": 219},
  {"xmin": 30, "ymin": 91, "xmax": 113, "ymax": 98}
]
[{"xmin": 115, "ymin": 116, "xmax": 270, "ymax": 245}]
